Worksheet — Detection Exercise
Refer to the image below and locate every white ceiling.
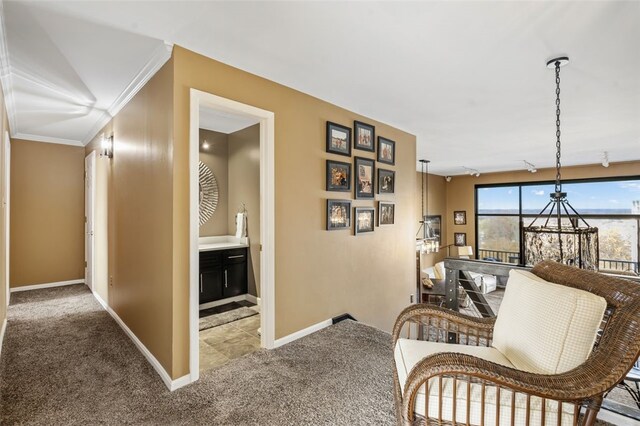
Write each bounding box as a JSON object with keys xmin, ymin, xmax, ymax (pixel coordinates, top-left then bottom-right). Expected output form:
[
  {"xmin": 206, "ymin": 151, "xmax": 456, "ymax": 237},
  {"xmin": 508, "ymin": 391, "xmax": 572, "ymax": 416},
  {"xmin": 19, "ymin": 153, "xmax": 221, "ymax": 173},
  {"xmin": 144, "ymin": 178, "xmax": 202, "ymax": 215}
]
[
  {"xmin": 2, "ymin": 1, "xmax": 638, "ymax": 175},
  {"xmin": 200, "ymin": 107, "xmax": 259, "ymax": 135}
]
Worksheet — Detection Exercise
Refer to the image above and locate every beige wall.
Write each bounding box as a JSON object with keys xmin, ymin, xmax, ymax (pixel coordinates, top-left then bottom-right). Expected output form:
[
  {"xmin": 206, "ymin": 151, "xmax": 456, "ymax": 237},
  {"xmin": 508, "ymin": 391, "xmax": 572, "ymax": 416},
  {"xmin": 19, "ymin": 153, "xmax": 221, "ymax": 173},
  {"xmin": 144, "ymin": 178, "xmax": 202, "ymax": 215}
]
[
  {"xmin": 199, "ymin": 129, "xmax": 228, "ymax": 237},
  {"xmin": 445, "ymin": 161, "xmax": 640, "ymax": 254},
  {"xmin": 228, "ymin": 124, "xmax": 260, "ymax": 297},
  {"xmin": 172, "ymin": 46, "xmax": 417, "ymax": 378},
  {"xmin": 416, "ymin": 171, "xmax": 448, "ymax": 270},
  {"xmin": 0, "ymin": 86, "xmax": 9, "ymax": 331},
  {"xmin": 10, "ymin": 139, "xmax": 85, "ymax": 287}
]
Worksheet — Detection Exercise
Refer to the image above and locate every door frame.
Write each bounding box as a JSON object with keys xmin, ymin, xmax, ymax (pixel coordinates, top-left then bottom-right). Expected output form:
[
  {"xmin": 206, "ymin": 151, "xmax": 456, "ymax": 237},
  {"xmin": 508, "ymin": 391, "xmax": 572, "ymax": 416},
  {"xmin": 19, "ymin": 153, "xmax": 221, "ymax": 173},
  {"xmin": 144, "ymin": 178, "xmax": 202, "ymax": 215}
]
[
  {"xmin": 4, "ymin": 131, "xmax": 9, "ymax": 306},
  {"xmin": 84, "ymin": 151, "xmax": 96, "ymax": 292},
  {"xmin": 189, "ymin": 89, "xmax": 275, "ymax": 383}
]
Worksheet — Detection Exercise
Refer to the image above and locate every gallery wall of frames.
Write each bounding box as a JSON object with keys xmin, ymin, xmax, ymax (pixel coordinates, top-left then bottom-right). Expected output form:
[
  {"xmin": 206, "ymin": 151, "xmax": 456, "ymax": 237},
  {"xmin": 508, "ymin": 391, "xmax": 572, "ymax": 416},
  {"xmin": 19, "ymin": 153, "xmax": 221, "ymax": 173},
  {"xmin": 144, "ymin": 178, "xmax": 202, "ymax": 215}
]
[{"xmin": 325, "ymin": 120, "xmax": 397, "ymax": 235}]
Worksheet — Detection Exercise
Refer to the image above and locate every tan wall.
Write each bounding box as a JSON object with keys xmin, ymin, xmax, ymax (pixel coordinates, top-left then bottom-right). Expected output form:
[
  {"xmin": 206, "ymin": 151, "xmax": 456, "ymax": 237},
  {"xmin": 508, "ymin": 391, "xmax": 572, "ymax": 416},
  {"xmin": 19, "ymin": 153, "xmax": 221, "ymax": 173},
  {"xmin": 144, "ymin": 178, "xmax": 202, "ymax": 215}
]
[
  {"xmin": 445, "ymin": 161, "xmax": 640, "ymax": 253},
  {"xmin": 228, "ymin": 124, "xmax": 260, "ymax": 297},
  {"xmin": 9, "ymin": 139, "xmax": 85, "ymax": 287},
  {"xmin": 0, "ymin": 86, "xmax": 9, "ymax": 330},
  {"xmin": 172, "ymin": 46, "xmax": 416, "ymax": 377},
  {"xmin": 416, "ymin": 171, "xmax": 448, "ymax": 271},
  {"xmin": 199, "ymin": 129, "xmax": 228, "ymax": 237},
  {"xmin": 85, "ymin": 60, "xmax": 175, "ymax": 375}
]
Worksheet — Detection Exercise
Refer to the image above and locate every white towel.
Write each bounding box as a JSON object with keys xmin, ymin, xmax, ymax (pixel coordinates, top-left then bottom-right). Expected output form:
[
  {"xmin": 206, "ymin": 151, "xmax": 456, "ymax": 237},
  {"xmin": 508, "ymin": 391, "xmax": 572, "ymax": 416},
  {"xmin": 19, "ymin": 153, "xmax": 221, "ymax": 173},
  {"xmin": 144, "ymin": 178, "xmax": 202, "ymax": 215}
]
[{"xmin": 235, "ymin": 213, "xmax": 247, "ymax": 238}]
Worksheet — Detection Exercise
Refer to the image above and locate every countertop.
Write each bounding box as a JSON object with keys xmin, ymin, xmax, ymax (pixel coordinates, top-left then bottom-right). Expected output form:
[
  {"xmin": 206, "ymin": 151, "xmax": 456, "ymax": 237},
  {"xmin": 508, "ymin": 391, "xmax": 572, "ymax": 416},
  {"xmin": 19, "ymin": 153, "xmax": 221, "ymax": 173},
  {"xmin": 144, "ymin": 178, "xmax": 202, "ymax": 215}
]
[{"xmin": 199, "ymin": 236, "xmax": 249, "ymax": 252}]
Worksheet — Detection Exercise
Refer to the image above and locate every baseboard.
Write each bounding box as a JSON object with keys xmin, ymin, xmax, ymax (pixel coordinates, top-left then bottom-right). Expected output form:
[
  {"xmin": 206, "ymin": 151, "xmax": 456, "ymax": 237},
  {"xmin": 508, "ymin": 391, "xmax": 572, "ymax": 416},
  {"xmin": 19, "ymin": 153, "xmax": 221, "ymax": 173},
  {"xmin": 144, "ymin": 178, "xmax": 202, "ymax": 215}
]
[
  {"xmin": 10, "ymin": 279, "xmax": 84, "ymax": 293},
  {"xmin": 91, "ymin": 290, "xmax": 191, "ymax": 391},
  {"xmin": 199, "ymin": 295, "xmax": 246, "ymax": 311},
  {"xmin": 245, "ymin": 294, "xmax": 260, "ymax": 306},
  {"xmin": 0, "ymin": 317, "xmax": 6, "ymax": 358},
  {"xmin": 273, "ymin": 318, "xmax": 332, "ymax": 348}
]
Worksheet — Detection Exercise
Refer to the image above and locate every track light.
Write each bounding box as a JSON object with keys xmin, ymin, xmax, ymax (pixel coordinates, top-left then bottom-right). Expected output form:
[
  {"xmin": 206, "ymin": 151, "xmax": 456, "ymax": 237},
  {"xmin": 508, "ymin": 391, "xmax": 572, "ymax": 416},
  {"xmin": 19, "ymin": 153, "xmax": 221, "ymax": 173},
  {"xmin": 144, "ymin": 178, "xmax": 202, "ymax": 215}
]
[
  {"xmin": 602, "ymin": 152, "xmax": 609, "ymax": 168},
  {"xmin": 524, "ymin": 160, "xmax": 537, "ymax": 173},
  {"xmin": 463, "ymin": 167, "xmax": 480, "ymax": 177},
  {"xmin": 445, "ymin": 176, "xmax": 452, "ymax": 182}
]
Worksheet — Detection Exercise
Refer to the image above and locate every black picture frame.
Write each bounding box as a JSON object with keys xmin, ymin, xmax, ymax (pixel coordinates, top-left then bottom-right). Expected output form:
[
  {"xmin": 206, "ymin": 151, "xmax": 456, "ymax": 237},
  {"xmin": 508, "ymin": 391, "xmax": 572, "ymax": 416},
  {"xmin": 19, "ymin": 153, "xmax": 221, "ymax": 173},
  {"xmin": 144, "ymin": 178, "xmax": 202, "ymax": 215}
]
[
  {"xmin": 326, "ymin": 199, "xmax": 352, "ymax": 231},
  {"xmin": 326, "ymin": 160, "xmax": 351, "ymax": 192},
  {"xmin": 454, "ymin": 210, "xmax": 466, "ymax": 225},
  {"xmin": 354, "ymin": 156, "xmax": 375, "ymax": 199},
  {"xmin": 454, "ymin": 232, "xmax": 467, "ymax": 247},
  {"xmin": 377, "ymin": 136, "xmax": 395, "ymax": 165},
  {"xmin": 354, "ymin": 207, "xmax": 375, "ymax": 235},
  {"xmin": 423, "ymin": 215, "xmax": 441, "ymax": 244},
  {"xmin": 326, "ymin": 121, "xmax": 351, "ymax": 157},
  {"xmin": 354, "ymin": 121, "xmax": 375, "ymax": 152},
  {"xmin": 378, "ymin": 202, "xmax": 395, "ymax": 226},
  {"xmin": 378, "ymin": 168, "xmax": 395, "ymax": 194}
]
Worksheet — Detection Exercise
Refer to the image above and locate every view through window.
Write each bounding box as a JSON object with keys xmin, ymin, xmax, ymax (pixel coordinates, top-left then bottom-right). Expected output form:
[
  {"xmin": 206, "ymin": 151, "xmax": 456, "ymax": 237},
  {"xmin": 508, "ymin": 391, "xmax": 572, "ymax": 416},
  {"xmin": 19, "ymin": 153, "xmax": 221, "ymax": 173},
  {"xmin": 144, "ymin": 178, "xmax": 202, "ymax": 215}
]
[{"xmin": 476, "ymin": 178, "xmax": 640, "ymax": 274}]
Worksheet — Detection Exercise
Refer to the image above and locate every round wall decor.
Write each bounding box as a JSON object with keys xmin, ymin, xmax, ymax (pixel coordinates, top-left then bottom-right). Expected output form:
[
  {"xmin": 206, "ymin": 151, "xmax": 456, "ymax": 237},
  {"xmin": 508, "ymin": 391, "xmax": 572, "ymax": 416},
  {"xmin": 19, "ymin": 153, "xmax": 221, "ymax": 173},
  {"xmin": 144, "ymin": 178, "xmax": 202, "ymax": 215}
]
[{"xmin": 199, "ymin": 161, "xmax": 219, "ymax": 226}]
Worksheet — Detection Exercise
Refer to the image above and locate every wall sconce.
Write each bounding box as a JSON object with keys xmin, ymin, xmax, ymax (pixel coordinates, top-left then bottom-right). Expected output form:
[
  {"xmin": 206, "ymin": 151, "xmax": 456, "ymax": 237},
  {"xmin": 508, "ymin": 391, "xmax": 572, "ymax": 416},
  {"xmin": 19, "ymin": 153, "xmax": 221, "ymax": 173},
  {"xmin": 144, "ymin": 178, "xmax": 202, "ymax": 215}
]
[
  {"xmin": 602, "ymin": 151, "xmax": 609, "ymax": 168},
  {"xmin": 101, "ymin": 134, "xmax": 113, "ymax": 159}
]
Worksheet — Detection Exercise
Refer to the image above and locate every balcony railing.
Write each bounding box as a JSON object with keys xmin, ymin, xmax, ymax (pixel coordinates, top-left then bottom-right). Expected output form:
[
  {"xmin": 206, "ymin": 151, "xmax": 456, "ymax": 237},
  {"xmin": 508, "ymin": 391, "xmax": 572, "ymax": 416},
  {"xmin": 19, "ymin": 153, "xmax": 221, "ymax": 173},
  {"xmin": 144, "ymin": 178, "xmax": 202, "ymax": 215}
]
[{"xmin": 478, "ymin": 249, "xmax": 639, "ymax": 275}]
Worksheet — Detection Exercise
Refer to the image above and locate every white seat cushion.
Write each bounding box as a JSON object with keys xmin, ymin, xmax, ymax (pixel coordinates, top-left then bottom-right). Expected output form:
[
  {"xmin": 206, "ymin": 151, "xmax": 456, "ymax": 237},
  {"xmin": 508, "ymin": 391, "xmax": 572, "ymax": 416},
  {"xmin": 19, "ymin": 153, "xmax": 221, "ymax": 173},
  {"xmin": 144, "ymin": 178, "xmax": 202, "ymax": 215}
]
[
  {"xmin": 395, "ymin": 339, "xmax": 576, "ymax": 425},
  {"xmin": 493, "ymin": 269, "xmax": 607, "ymax": 374}
]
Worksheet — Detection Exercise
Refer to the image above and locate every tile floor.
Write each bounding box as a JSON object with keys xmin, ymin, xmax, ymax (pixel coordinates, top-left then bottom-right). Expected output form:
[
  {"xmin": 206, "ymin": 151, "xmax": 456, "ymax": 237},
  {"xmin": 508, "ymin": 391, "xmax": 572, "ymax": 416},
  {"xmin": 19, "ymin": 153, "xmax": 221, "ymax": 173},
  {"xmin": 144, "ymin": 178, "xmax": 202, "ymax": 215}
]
[{"xmin": 199, "ymin": 304, "xmax": 261, "ymax": 373}]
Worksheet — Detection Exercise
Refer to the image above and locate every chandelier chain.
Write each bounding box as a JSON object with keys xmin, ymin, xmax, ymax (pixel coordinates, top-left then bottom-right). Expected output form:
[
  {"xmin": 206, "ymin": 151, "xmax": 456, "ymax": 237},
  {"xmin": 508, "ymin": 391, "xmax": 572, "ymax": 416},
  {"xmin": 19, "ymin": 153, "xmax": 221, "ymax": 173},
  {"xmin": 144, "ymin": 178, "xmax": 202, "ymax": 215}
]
[{"xmin": 555, "ymin": 61, "xmax": 562, "ymax": 194}]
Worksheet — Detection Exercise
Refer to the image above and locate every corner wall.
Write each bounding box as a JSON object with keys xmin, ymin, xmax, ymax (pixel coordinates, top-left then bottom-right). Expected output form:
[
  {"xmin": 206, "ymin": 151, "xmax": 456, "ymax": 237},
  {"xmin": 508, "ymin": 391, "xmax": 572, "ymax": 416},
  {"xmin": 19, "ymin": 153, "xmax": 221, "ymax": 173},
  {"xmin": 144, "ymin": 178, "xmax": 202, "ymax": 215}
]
[
  {"xmin": 9, "ymin": 139, "xmax": 85, "ymax": 288},
  {"xmin": 172, "ymin": 46, "xmax": 417, "ymax": 378}
]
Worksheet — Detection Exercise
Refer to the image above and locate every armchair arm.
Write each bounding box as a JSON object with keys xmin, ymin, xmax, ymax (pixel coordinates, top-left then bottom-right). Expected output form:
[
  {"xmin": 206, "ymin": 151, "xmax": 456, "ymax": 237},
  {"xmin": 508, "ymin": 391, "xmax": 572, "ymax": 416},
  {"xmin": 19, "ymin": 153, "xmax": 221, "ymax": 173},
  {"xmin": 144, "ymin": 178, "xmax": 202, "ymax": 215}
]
[{"xmin": 392, "ymin": 304, "xmax": 496, "ymax": 347}]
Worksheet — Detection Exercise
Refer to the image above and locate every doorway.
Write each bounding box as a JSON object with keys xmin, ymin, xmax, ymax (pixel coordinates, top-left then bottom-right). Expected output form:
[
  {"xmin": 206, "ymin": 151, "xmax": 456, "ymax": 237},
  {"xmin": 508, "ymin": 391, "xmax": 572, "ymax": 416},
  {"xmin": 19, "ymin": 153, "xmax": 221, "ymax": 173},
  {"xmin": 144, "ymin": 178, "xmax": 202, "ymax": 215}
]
[
  {"xmin": 84, "ymin": 151, "xmax": 96, "ymax": 292},
  {"xmin": 4, "ymin": 131, "xmax": 10, "ymax": 305},
  {"xmin": 189, "ymin": 89, "xmax": 275, "ymax": 382}
]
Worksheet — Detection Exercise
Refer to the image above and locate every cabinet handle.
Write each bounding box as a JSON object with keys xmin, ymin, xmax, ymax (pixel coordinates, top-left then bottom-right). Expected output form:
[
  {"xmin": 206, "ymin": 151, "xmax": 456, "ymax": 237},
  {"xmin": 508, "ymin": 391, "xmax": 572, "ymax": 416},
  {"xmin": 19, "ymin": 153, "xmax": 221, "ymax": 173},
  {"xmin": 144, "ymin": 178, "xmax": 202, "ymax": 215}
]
[
  {"xmin": 227, "ymin": 255, "xmax": 244, "ymax": 259},
  {"xmin": 200, "ymin": 274, "xmax": 203, "ymax": 293},
  {"xmin": 224, "ymin": 269, "xmax": 228, "ymax": 288}
]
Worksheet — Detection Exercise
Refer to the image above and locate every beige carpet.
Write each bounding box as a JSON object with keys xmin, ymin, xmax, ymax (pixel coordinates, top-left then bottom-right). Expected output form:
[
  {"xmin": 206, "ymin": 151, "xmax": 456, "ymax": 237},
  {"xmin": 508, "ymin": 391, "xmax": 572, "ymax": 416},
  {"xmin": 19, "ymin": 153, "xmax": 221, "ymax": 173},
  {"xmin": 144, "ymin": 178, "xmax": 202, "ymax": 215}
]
[{"xmin": 0, "ymin": 285, "xmax": 621, "ymax": 425}]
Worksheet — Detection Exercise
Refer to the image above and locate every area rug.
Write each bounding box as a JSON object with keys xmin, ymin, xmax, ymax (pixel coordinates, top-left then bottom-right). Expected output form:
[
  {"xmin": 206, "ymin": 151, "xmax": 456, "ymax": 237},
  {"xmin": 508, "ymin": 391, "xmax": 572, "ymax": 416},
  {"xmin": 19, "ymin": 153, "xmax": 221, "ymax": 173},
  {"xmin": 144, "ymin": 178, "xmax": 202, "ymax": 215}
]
[
  {"xmin": 199, "ymin": 306, "xmax": 259, "ymax": 331},
  {"xmin": 0, "ymin": 285, "xmax": 620, "ymax": 425}
]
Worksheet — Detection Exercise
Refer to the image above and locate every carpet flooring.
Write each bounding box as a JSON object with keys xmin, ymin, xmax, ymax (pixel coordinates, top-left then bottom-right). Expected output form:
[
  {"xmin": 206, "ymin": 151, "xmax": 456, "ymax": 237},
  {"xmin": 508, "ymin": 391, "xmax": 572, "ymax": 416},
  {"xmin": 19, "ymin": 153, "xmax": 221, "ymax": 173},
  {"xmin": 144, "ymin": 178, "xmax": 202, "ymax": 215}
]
[
  {"xmin": 199, "ymin": 306, "xmax": 259, "ymax": 331},
  {"xmin": 0, "ymin": 285, "xmax": 621, "ymax": 425},
  {"xmin": 0, "ymin": 285, "xmax": 394, "ymax": 425}
]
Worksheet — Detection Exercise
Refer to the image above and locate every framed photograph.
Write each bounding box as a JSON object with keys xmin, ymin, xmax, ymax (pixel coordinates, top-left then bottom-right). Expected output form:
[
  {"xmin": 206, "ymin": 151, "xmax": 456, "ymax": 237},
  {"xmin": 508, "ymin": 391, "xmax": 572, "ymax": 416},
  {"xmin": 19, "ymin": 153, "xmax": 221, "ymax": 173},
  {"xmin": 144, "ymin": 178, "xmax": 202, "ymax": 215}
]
[
  {"xmin": 423, "ymin": 215, "xmax": 441, "ymax": 244},
  {"xmin": 454, "ymin": 210, "xmax": 466, "ymax": 225},
  {"xmin": 378, "ymin": 202, "xmax": 395, "ymax": 226},
  {"xmin": 378, "ymin": 168, "xmax": 395, "ymax": 194},
  {"xmin": 327, "ymin": 199, "xmax": 352, "ymax": 231},
  {"xmin": 377, "ymin": 136, "xmax": 395, "ymax": 165},
  {"xmin": 354, "ymin": 157, "xmax": 375, "ymax": 199},
  {"xmin": 326, "ymin": 160, "xmax": 351, "ymax": 192},
  {"xmin": 454, "ymin": 232, "xmax": 467, "ymax": 247},
  {"xmin": 326, "ymin": 121, "xmax": 351, "ymax": 157},
  {"xmin": 354, "ymin": 121, "xmax": 375, "ymax": 152},
  {"xmin": 354, "ymin": 207, "xmax": 375, "ymax": 235}
]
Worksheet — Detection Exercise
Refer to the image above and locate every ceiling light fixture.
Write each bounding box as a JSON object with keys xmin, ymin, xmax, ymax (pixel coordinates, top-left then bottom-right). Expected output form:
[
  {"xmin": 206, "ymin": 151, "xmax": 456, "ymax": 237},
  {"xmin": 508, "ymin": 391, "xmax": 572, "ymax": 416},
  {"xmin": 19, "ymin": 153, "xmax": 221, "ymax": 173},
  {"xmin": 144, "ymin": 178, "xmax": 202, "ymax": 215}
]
[
  {"xmin": 416, "ymin": 160, "xmax": 439, "ymax": 255},
  {"xmin": 602, "ymin": 151, "xmax": 609, "ymax": 168},
  {"xmin": 524, "ymin": 160, "xmax": 537, "ymax": 173},
  {"xmin": 463, "ymin": 166, "xmax": 480, "ymax": 177},
  {"xmin": 522, "ymin": 57, "xmax": 599, "ymax": 270}
]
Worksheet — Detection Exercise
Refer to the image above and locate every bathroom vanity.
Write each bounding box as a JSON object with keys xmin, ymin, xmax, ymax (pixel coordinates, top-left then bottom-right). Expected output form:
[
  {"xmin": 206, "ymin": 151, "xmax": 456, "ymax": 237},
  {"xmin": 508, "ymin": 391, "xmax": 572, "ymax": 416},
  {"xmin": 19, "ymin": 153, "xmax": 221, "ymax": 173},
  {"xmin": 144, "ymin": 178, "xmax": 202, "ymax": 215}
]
[{"xmin": 199, "ymin": 236, "xmax": 249, "ymax": 305}]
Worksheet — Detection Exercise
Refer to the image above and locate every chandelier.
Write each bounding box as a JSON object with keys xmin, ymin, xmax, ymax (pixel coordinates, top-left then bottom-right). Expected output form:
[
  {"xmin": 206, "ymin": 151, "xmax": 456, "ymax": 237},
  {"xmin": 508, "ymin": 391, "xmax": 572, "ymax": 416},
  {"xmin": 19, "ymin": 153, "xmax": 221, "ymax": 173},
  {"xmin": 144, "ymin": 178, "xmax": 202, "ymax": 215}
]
[
  {"xmin": 522, "ymin": 57, "xmax": 599, "ymax": 270},
  {"xmin": 417, "ymin": 159, "xmax": 439, "ymax": 254}
]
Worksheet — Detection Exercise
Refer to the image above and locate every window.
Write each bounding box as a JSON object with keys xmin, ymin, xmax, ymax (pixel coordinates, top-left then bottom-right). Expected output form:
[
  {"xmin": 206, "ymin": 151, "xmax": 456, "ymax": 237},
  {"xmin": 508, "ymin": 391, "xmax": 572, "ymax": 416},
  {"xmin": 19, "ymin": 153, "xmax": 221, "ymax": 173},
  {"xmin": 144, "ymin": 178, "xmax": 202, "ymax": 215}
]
[{"xmin": 476, "ymin": 177, "xmax": 640, "ymax": 273}]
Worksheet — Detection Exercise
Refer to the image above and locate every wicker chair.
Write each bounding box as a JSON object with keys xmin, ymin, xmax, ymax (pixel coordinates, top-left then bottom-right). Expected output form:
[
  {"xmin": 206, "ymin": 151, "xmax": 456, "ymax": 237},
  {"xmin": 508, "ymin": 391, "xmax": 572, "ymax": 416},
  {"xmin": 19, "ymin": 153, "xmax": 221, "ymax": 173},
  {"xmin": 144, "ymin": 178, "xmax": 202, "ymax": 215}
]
[{"xmin": 392, "ymin": 260, "xmax": 640, "ymax": 426}]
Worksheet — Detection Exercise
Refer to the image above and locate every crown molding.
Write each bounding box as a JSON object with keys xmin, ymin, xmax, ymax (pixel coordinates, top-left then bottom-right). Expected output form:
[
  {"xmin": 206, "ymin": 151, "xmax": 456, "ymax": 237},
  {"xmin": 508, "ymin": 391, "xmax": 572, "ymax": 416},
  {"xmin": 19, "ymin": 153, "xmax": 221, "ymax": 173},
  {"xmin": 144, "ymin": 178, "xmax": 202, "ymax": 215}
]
[
  {"xmin": 81, "ymin": 41, "xmax": 173, "ymax": 146},
  {"xmin": 0, "ymin": 1, "xmax": 17, "ymax": 135},
  {"xmin": 13, "ymin": 132, "xmax": 83, "ymax": 147}
]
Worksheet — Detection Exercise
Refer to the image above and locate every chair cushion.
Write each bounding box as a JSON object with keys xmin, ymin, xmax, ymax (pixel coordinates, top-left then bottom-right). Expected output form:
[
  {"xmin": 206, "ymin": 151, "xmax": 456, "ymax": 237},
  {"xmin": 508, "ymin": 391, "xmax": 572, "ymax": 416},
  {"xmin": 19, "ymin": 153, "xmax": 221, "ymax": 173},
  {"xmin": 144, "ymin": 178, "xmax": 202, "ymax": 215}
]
[
  {"xmin": 493, "ymin": 269, "xmax": 607, "ymax": 374},
  {"xmin": 395, "ymin": 339, "xmax": 575, "ymax": 425}
]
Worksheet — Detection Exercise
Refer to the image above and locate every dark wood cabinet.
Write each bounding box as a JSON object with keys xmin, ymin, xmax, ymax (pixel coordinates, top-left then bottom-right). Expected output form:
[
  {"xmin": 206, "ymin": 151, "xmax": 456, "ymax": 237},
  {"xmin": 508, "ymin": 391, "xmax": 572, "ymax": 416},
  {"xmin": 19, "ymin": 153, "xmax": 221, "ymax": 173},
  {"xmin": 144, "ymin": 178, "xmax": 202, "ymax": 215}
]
[{"xmin": 199, "ymin": 247, "xmax": 248, "ymax": 305}]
